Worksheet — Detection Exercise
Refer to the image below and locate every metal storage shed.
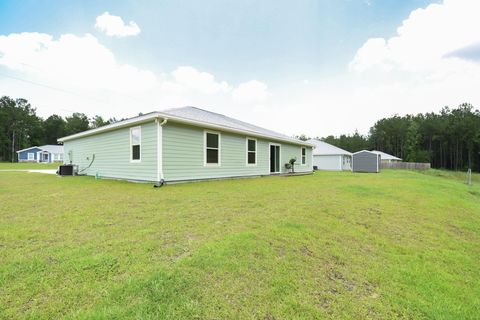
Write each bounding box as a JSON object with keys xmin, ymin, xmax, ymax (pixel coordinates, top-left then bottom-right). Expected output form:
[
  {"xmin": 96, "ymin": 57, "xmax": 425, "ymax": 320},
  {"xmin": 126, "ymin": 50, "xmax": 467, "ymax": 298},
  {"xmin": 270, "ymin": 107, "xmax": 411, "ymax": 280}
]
[{"xmin": 352, "ymin": 150, "xmax": 381, "ymax": 173}]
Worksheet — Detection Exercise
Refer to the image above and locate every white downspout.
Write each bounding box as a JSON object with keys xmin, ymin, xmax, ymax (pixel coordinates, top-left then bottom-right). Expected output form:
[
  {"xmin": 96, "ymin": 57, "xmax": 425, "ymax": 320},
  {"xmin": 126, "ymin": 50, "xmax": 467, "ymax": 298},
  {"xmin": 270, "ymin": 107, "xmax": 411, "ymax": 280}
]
[{"xmin": 156, "ymin": 117, "xmax": 168, "ymax": 185}]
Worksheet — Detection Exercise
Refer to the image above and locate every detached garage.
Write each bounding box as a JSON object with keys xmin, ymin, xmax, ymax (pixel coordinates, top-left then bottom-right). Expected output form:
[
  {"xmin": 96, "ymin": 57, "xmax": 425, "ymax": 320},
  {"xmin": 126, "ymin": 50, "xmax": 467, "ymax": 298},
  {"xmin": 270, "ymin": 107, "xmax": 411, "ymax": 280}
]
[
  {"xmin": 307, "ymin": 139, "xmax": 352, "ymax": 171},
  {"xmin": 352, "ymin": 150, "xmax": 380, "ymax": 173}
]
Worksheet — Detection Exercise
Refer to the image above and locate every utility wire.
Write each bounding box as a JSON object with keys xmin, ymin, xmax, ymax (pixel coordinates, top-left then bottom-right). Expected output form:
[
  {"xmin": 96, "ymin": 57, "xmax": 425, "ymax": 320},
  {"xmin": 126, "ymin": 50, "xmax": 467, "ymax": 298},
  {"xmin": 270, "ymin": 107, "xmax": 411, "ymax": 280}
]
[
  {"xmin": 0, "ymin": 71, "xmax": 157, "ymax": 111},
  {"xmin": 0, "ymin": 72, "xmax": 112, "ymax": 105},
  {"xmin": 0, "ymin": 56, "xmax": 156, "ymax": 106}
]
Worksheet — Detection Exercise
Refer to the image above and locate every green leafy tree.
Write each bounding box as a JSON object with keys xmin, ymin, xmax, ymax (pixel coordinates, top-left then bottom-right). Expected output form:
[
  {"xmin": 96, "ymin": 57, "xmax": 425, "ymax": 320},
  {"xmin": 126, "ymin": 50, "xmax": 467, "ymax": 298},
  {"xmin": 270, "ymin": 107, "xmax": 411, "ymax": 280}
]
[
  {"xmin": 44, "ymin": 115, "xmax": 66, "ymax": 144},
  {"xmin": 65, "ymin": 113, "xmax": 89, "ymax": 136},
  {"xmin": 0, "ymin": 96, "xmax": 44, "ymax": 161},
  {"xmin": 90, "ymin": 115, "xmax": 110, "ymax": 129}
]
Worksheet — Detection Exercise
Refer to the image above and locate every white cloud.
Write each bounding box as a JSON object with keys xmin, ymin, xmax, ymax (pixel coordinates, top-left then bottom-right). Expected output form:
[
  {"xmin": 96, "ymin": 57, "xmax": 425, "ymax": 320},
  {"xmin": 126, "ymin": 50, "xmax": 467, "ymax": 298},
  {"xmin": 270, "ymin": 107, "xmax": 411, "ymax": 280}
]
[
  {"xmin": 232, "ymin": 80, "xmax": 270, "ymax": 102},
  {"xmin": 0, "ymin": 32, "xmax": 157, "ymax": 94},
  {"xmin": 249, "ymin": 0, "xmax": 480, "ymax": 137},
  {"xmin": 0, "ymin": 32, "xmax": 270, "ymax": 120},
  {"xmin": 2, "ymin": 0, "xmax": 479, "ymax": 138},
  {"xmin": 95, "ymin": 12, "xmax": 141, "ymax": 37},
  {"xmin": 169, "ymin": 66, "xmax": 231, "ymax": 95},
  {"xmin": 332, "ymin": 0, "xmax": 480, "ymax": 135},
  {"xmin": 350, "ymin": 0, "xmax": 480, "ymax": 73}
]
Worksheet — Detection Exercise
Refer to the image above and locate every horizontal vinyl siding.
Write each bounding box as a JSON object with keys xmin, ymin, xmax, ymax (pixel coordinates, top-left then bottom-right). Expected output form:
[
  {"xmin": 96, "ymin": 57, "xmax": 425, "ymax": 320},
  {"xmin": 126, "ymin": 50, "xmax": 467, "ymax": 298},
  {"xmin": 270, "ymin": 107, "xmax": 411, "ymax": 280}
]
[
  {"xmin": 281, "ymin": 144, "xmax": 312, "ymax": 173},
  {"xmin": 18, "ymin": 148, "xmax": 41, "ymax": 161},
  {"xmin": 313, "ymin": 155, "xmax": 342, "ymax": 171},
  {"xmin": 63, "ymin": 121, "xmax": 157, "ymax": 181},
  {"xmin": 162, "ymin": 122, "xmax": 313, "ymax": 182}
]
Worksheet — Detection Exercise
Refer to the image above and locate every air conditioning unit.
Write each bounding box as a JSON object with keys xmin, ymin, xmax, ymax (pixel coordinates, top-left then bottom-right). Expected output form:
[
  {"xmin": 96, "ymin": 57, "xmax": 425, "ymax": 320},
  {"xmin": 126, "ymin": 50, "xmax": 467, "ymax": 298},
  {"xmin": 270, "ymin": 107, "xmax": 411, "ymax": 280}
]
[{"xmin": 58, "ymin": 164, "xmax": 78, "ymax": 176}]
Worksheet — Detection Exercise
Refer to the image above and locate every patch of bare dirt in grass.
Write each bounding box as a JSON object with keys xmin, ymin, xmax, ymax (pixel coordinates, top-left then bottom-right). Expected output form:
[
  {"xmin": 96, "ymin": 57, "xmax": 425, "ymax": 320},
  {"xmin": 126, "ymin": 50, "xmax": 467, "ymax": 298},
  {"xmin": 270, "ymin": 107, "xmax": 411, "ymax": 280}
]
[
  {"xmin": 356, "ymin": 221, "xmax": 371, "ymax": 229},
  {"xmin": 367, "ymin": 207, "xmax": 382, "ymax": 216},
  {"xmin": 323, "ymin": 255, "xmax": 354, "ymax": 292},
  {"xmin": 468, "ymin": 190, "xmax": 480, "ymax": 197},
  {"xmin": 300, "ymin": 245, "xmax": 314, "ymax": 257}
]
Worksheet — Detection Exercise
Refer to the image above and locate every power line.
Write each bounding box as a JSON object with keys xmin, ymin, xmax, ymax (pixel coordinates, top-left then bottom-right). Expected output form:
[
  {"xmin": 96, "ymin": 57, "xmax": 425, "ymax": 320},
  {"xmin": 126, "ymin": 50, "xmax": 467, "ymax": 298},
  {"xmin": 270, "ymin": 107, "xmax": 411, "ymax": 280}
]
[
  {"xmin": 0, "ymin": 56, "xmax": 157, "ymax": 107},
  {"xmin": 0, "ymin": 72, "xmax": 111, "ymax": 105}
]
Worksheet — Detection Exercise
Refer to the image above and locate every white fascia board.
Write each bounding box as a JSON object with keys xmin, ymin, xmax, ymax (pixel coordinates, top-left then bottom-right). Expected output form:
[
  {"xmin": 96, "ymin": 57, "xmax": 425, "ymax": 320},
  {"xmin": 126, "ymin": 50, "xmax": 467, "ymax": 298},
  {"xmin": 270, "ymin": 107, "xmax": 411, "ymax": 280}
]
[
  {"xmin": 160, "ymin": 113, "xmax": 315, "ymax": 147},
  {"xmin": 352, "ymin": 150, "xmax": 373, "ymax": 155},
  {"xmin": 58, "ymin": 113, "xmax": 160, "ymax": 143},
  {"xmin": 16, "ymin": 146, "xmax": 40, "ymax": 153},
  {"xmin": 313, "ymin": 153, "xmax": 352, "ymax": 156},
  {"xmin": 58, "ymin": 111, "xmax": 314, "ymax": 147}
]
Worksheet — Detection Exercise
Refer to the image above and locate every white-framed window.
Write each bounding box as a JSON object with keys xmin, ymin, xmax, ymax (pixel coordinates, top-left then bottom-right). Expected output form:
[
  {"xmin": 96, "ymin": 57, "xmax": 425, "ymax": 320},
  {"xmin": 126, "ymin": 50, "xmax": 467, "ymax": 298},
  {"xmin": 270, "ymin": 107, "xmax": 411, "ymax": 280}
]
[
  {"xmin": 246, "ymin": 138, "xmax": 257, "ymax": 165},
  {"xmin": 130, "ymin": 126, "xmax": 141, "ymax": 162},
  {"xmin": 204, "ymin": 130, "xmax": 220, "ymax": 166},
  {"xmin": 27, "ymin": 152, "xmax": 34, "ymax": 160},
  {"xmin": 301, "ymin": 147, "xmax": 306, "ymax": 165},
  {"xmin": 58, "ymin": 153, "xmax": 64, "ymax": 161}
]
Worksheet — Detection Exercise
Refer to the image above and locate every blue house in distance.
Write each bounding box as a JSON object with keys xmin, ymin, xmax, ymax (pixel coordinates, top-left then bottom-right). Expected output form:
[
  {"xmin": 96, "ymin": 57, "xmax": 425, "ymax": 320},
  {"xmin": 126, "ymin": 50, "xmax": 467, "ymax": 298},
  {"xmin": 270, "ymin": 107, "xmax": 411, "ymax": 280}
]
[{"xmin": 16, "ymin": 145, "xmax": 64, "ymax": 163}]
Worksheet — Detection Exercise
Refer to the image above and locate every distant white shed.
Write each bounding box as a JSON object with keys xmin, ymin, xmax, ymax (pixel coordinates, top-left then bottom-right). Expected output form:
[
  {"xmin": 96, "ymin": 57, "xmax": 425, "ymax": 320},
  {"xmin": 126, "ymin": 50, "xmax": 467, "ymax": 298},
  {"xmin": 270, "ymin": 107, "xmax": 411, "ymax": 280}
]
[
  {"xmin": 372, "ymin": 150, "xmax": 402, "ymax": 163},
  {"xmin": 307, "ymin": 139, "xmax": 352, "ymax": 171}
]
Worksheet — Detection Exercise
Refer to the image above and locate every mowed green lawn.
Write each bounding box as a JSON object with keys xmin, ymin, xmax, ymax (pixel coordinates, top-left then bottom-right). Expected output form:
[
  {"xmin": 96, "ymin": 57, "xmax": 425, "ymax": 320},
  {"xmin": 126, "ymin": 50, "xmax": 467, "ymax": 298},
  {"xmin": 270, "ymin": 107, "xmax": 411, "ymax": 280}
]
[
  {"xmin": 1, "ymin": 169, "xmax": 479, "ymax": 319},
  {"xmin": 0, "ymin": 162, "xmax": 60, "ymax": 170}
]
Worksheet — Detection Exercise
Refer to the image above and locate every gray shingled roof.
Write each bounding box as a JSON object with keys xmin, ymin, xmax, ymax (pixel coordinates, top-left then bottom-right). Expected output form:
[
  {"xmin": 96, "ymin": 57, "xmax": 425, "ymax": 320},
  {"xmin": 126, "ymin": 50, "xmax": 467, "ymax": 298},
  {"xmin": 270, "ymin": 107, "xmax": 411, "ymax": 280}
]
[
  {"xmin": 307, "ymin": 139, "xmax": 352, "ymax": 156},
  {"xmin": 160, "ymin": 107, "xmax": 302, "ymax": 143},
  {"xmin": 59, "ymin": 107, "xmax": 312, "ymax": 146},
  {"xmin": 39, "ymin": 145, "xmax": 64, "ymax": 154}
]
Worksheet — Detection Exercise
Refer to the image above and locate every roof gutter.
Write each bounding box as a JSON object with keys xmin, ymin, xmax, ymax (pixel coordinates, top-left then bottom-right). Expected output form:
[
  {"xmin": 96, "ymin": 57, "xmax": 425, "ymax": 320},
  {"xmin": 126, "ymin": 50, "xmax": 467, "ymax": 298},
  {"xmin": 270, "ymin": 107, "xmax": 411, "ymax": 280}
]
[
  {"xmin": 57, "ymin": 112, "xmax": 161, "ymax": 143},
  {"xmin": 58, "ymin": 111, "xmax": 314, "ymax": 147}
]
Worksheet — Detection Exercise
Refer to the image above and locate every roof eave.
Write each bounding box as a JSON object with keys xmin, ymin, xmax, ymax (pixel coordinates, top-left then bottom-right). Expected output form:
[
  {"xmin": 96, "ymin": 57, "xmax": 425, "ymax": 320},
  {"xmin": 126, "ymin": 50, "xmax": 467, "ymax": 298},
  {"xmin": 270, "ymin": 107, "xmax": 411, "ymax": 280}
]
[
  {"xmin": 15, "ymin": 146, "xmax": 40, "ymax": 153},
  {"xmin": 58, "ymin": 111, "xmax": 313, "ymax": 147},
  {"xmin": 58, "ymin": 112, "xmax": 162, "ymax": 143}
]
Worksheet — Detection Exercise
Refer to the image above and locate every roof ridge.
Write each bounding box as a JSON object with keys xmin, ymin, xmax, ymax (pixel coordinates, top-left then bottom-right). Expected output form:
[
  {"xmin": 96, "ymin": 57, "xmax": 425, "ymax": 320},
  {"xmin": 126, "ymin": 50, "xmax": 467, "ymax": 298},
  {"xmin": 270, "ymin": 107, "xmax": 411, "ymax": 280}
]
[
  {"xmin": 161, "ymin": 106, "xmax": 293, "ymax": 139},
  {"xmin": 59, "ymin": 106, "xmax": 312, "ymax": 146}
]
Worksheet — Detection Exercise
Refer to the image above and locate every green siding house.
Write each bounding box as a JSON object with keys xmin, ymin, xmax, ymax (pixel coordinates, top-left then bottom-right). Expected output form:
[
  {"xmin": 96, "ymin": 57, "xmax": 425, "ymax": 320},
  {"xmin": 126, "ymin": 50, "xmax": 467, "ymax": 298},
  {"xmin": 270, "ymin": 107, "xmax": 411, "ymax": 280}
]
[{"xmin": 58, "ymin": 107, "xmax": 314, "ymax": 184}]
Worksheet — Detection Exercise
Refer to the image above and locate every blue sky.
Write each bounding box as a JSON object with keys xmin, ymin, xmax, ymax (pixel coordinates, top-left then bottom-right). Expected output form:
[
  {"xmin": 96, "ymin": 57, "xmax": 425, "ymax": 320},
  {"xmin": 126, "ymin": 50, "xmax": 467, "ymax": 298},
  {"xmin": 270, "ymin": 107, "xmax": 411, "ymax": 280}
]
[
  {"xmin": 0, "ymin": 0, "xmax": 436, "ymax": 82},
  {"xmin": 1, "ymin": 0, "xmax": 479, "ymax": 136}
]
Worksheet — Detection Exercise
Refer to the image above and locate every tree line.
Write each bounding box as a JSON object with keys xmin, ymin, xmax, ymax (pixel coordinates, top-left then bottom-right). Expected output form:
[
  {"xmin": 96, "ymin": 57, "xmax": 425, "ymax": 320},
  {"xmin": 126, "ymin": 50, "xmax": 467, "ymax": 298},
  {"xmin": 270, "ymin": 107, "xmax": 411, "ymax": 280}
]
[
  {"xmin": 2, "ymin": 95, "xmax": 479, "ymax": 171},
  {"xmin": 0, "ymin": 96, "xmax": 116, "ymax": 162},
  {"xmin": 301, "ymin": 103, "xmax": 480, "ymax": 171}
]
